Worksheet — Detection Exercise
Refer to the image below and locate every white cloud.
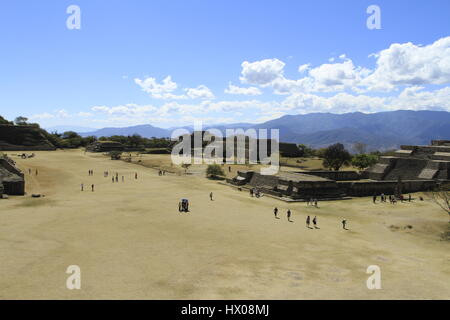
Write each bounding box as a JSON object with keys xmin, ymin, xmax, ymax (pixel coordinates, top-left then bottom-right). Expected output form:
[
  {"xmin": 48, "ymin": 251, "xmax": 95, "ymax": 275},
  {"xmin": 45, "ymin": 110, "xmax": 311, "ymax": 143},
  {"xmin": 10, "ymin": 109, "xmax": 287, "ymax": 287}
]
[
  {"xmin": 91, "ymin": 104, "xmax": 157, "ymax": 115},
  {"xmin": 363, "ymin": 36, "xmax": 450, "ymax": 91},
  {"xmin": 224, "ymin": 83, "xmax": 262, "ymax": 96},
  {"xmin": 240, "ymin": 58, "xmax": 285, "ymax": 86},
  {"xmin": 134, "ymin": 76, "xmax": 182, "ymax": 99},
  {"xmin": 307, "ymin": 59, "xmax": 371, "ymax": 92},
  {"xmin": 185, "ymin": 85, "xmax": 215, "ymax": 99},
  {"xmin": 298, "ymin": 63, "xmax": 311, "ymax": 73}
]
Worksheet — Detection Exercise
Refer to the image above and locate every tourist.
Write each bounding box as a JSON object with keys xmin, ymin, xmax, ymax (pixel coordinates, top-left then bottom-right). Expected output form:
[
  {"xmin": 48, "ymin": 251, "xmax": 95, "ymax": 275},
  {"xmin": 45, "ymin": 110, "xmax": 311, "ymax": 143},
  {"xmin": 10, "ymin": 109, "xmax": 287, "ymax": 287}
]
[
  {"xmin": 314, "ymin": 199, "xmax": 318, "ymax": 208},
  {"xmin": 81, "ymin": 183, "xmax": 84, "ymax": 191},
  {"xmin": 115, "ymin": 176, "xmax": 118, "ymax": 183},
  {"xmin": 135, "ymin": 172, "xmax": 138, "ymax": 179},
  {"xmin": 381, "ymin": 193, "xmax": 385, "ymax": 202},
  {"xmin": 408, "ymin": 194, "xmax": 412, "ymax": 202},
  {"xmin": 287, "ymin": 209, "xmax": 292, "ymax": 222},
  {"xmin": 313, "ymin": 216, "xmax": 317, "ymax": 228},
  {"xmin": 373, "ymin": 194, "xmax": 377, "ymax": 203},
  {"xmin": 112, "ymin": 177, "xmax": 114, "ymax": 183},
  {"xmin": 342, "ymin": 219, "xmax": 347, "ymax": 230},
  {"xmin": 35, "ymin": 169, "xmax": 38, "ymax": 175},
  {"xmin": 210, "ymin": 192, "xmax": 213, "ymax": 201},
  {"xmin": 91, "ymin": 184, "xmax": 94, "ymax": 192},
  {"xmin": 306, "ymin": 215, "xmax": 310, "ymax": 228},
  {"xmin": 274, "ymin": 207, "xmax": 278, "ymax": 218},
  {"xmin": 250, "ymin": 189, "xmax": 254, "ymax": 197}
]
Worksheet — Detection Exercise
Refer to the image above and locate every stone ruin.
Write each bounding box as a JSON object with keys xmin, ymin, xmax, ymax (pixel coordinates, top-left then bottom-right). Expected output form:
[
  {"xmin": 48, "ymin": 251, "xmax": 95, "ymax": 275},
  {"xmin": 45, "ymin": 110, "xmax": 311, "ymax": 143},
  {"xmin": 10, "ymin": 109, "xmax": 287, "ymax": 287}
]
[
  {"xmin": 86, "ymin": 141, "xmax": 125, "ymax": 152},
  {"xmin": 367, "ymin": 140, "xmax": 450, "ymax": 181},
  {"xmin": 0, "ymin": 154, "xmax": 25, "ymax": 196},
  {"xmin": 229, "ymin": 140, "xmax": 449, "ymax": 201}
]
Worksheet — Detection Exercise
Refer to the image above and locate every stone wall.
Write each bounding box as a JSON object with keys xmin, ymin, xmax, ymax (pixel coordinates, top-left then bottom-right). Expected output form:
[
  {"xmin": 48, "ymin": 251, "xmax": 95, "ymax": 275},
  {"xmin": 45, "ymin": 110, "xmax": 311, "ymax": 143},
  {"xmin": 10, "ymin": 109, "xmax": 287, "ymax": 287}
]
[
  {"xmin": 338, "ymin": 180, "xmax": 437, "ymax": 197},
  {"xmin": 304, "ymin": 171, "xmax": 360, "ymax": 181},
  {"xmin": 0, "ymin": 157, "xmax": 25, "ymax": 195}
]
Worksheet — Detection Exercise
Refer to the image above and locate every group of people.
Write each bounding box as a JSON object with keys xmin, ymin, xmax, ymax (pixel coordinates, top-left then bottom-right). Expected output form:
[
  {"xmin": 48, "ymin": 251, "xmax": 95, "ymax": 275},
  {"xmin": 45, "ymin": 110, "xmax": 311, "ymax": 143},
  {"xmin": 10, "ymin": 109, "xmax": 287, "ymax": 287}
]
[
  {"xmin": 373, "ymin": 193, "xmax": 413, "ymax": 204},
  {"xmin": 28, "ymin": 168, "xmax": 38, "ymax": 175},
  {"xmin": 81, "ymin": 169, "xmax": 139, "ymax": 191},
  {"xmin": 273, "ymin": 207, "xmax": 348, "ymax": 230},
  {"xmin": 306, "ymin": 198, "xmax": 319, "ymax": 207},
  {"xmin": 158, "ymin": 170, "xmax": 166, "ymax": 176}
]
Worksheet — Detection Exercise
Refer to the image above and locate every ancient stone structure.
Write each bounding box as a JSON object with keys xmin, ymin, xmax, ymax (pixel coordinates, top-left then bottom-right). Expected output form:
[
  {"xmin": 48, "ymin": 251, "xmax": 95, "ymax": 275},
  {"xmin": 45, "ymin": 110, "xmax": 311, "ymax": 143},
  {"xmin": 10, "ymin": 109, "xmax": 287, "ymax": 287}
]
[
  {"xmin": 86, "ymin": 141, "xmax": 124, "ymax": 152},
  {"xmin": 0, "ymin": 124, "xmax": 55, "ymax": 151},
  {"xmin": 230, "ymin": 170, "xmax": 345, "ymax": 200},
  {"xmin": 172, "ymin": 131, "xmax": 300, "ymax": 162},
  {"xmin": 0, "ymin": 155, "xmax": 25, "ymax": 195},
  {"xmin": 367, "ymin": 140, "xmax": 450, "ymax": 181},
  {"xmin": 229, "ymin": 140, "xmax": 449, "ymax": 201}
]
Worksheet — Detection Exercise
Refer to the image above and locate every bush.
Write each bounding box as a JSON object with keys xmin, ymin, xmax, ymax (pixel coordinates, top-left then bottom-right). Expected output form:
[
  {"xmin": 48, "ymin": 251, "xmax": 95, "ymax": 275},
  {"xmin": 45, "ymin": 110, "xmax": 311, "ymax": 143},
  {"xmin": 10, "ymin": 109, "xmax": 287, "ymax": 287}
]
[
  {"xmin": 206, "ymin": 164, "xmax": 225, "ymax": 178},
  {"xmin": 351, "ymin": 154, "xmax": 379, "ymax": 171}
]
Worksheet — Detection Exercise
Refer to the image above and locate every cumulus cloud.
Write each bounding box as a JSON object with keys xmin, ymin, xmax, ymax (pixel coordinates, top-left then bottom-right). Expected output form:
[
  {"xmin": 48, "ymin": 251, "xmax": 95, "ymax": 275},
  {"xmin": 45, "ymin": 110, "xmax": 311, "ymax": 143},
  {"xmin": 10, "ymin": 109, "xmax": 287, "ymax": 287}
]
[
  {"xmin": 363, "ymin": 36, "xmax": 450, "ymax": 90},
  {"xmin": 307, "ymin": 59, "xmax": 371, "ymax": 91},
  {"xmin": 134, "ymin": 76, "xmax": 214, "ymax": 100},
  {"xmin": 224, "ymin": 83, "xmax": 262, "ymax": 96},
  {"xmin": 185, "ymin": 85, "xmax": 215, "ymax": 99},
  {"xmin": 134, "ymin": 76, "xmax": 180, "ymax": 99},
  {"xmin": 240, "ymin": 58, "xmax": 285, "ymax": 86}
]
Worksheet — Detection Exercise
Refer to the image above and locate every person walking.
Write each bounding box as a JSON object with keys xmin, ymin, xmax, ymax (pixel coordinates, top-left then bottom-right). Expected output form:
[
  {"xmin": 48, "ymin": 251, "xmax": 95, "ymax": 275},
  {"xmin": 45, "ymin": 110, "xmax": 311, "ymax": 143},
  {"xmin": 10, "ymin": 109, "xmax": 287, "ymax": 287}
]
[
  {"xmin": 306, "ymin": 215, "xmax": 310, "ymax": 228},
  {"xmin": 287, "ymin": 209, "xmax": 292, "ymax": 222},
  {"xmin": 342, "ymin": 219, "xmax": 347, "ymax": 230},
  {"xmin": 135, "ymin": 172, "xmax": 138, "ymax": 179},
  {"xmin": 81, "ymin": 183, "xmax": 84, "ymax": 191},
  {"xmin": 314, "ymin": 199, "xmax": 318, "ymax": 208},
  {"xmin": 91, "ymin": 184, "xmax": 94, "ymax": 192},
  {"xmin": 313, "ymin": 216, "xmax": 317, "ymax": 228},
  {"xmin": 210, "ymin": 192, "xmax": 213, "ymax": 201},
  {"xmin": 274, "ymin": 207, "xmax": 278, "ymax": 218}
]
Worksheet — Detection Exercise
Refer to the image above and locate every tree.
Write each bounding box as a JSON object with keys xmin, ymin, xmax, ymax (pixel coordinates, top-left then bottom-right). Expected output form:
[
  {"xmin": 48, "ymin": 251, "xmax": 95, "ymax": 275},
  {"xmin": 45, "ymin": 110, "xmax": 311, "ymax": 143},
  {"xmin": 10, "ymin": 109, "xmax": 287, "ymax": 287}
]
[
  {"xmin": 0, "ymin": 115, "xmax": 12, "ymax": 125},
  {"xmin": 351, "ymin": 154, "xmax": 379, "ymax": 171},
  {"xmin": 322, "ymin": 143, "xmax": 352, "ymax": 171},
  {"xmin": 14, "ymin": 116, "xmax": 28, "ymax": 125},
  {"xmin": 206, "ymin": 164, "xmax": 225, "ymax": 178}
]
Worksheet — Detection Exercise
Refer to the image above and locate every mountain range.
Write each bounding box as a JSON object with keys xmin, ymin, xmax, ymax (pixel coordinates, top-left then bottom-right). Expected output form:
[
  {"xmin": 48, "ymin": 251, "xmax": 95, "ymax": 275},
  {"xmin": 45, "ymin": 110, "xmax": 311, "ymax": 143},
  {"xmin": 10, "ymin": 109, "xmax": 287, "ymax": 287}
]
[{"xmin": 74, "ymin": 110, "xmax": 450, "ymax": 152}]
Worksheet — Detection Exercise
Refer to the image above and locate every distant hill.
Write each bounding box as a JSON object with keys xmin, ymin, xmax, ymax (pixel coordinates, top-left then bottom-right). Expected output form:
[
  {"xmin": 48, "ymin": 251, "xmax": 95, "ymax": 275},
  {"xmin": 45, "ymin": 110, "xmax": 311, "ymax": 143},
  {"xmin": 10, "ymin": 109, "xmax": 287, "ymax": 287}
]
[
  {"xmin": 252, "ymin": 110, "xmax": 450, "ymax": 151},
  {"xmin": 79, "ymin": 125, "xmax": 171, "ymax": 138},
  {"xmin": 73, "ymin": 110, "xmax": 450, "ymax": 151}
]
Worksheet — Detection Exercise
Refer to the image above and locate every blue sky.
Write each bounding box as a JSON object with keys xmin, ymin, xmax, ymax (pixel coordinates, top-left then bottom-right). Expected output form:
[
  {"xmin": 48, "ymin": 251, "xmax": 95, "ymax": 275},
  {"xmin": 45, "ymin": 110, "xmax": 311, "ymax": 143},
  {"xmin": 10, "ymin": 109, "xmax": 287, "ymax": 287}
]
[{"xmin": 1, "ymin": 0, "xmax": 450, "ymax": 129}]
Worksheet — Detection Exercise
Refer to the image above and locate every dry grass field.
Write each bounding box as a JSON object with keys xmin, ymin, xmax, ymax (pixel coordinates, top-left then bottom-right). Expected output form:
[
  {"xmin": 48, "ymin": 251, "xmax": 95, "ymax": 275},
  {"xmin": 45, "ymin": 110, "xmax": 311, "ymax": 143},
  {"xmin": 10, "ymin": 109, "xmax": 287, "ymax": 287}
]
[{"xmin": 0, "ymin": 149, "xmax": 449, "ymax": 299}]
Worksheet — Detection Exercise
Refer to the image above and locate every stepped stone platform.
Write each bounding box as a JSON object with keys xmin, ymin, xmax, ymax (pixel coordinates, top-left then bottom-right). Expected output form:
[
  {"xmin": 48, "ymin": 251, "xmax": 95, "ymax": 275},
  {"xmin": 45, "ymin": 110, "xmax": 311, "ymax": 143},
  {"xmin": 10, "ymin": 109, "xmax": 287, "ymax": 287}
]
[
  {"xmin": 0, "ymin": 125, "xmax": 55, "ymax": 151},
  {"xmin": 367, "ymin": 140, "xmax": 450, "ymax": 181},
  {"xmin": 0, "ymin": 155, "xmax": 25, "ymax": 196},
  {"xmin": 229, "ymin": 140, "xmax": 450, "ymax": 201}
]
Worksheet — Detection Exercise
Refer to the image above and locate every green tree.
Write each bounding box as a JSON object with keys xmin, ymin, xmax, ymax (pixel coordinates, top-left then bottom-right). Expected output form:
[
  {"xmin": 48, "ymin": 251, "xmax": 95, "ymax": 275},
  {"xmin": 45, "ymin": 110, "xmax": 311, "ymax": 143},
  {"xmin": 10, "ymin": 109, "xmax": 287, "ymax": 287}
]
[
  {"xmin": 351, "ymin": 154, "xmax": 379, "ymax": 171},
  {"xmin": 298, "ymin": 144, "xmax": 316, "ymax": 157},
  {"xmin": 14, "ymin": 116, "xmax": 28, "ymax": 125},
  {"xmin": 206, "ymin": 164, "xmax": 225, "ymax": 178},
  {"xmin": 322, "ymin": 143, "xmax": 352, "ymax": 171}
]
